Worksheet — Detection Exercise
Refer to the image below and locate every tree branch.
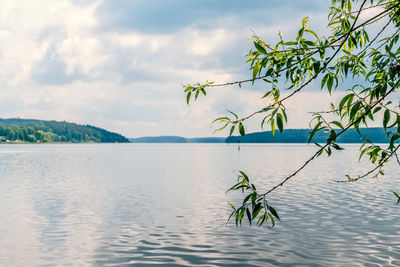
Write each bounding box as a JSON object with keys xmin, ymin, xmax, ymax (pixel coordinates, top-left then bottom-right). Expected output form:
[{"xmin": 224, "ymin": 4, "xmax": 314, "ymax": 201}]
[
  {"xmin": 207, "ymin": 1, "xmax": 398, "ymax": 88},
  {"xmin": 335, "ymin": 144, "xmax": 400, "ymax": 182},
  {"xmin": 261, "ymin": 77, "xmax": 400, "ymax": 196},
  {"xmin": 230, "ymin": 0, "xmax": 369, "ymax": 124}
]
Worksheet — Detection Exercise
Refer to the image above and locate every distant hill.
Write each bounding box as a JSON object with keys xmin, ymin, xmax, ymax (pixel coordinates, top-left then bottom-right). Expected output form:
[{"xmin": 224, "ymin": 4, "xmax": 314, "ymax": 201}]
[
  {"xmin": 131, "ymin": 128, "xmax": 395, "ymax": 144},
  {"xmin": 228, "ymin": 128, "xmax": 393, "ymax": 143},
  {"xmin": 0, "ymin": 118, "xmax": 129, "ymax": 143},
  {"xmin": 129, "ymin": 136, "xmax": 225, "ymax": 143}
]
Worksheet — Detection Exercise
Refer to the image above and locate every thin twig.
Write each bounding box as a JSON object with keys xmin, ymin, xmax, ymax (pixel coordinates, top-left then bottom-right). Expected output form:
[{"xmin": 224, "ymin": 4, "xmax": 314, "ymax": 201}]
[
  {"xmin": 335, "ymin": 144, "xmax": 400, "ymax": 182},
  {"xmin": 395, "ymin": 151, "xmax": 400, "ymax": 165},
  {"xmin": 357, "ymin": 6, "xmax": 399, "ymax": 57},
  {"xmin": 236, "ymin": 0, "xmax": 371, "ymax": 126},
  {"xmin": 207, "ymin": 2, "xmax": 399, "ymax": 88},
  {"xmin": 350, "ymin": 3, "xmax": 386, "ymax": 14},
  {"xmin": 262, "ymin": 77, "xmax": 400, "ymax": 196}
]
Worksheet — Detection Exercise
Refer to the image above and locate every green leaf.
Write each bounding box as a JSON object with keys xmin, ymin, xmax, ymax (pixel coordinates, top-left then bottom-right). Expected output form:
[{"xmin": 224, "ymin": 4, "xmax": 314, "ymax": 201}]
[
  {"xmin": 373, "ymin": 107, "xmax": 382, "ymax": 114},
  {"xmin": 254, "ymin": 42, "xmax": 267, "ymax": 54},
  {"xmin": 262, "ymin": 91, "xmax": 272, "ymax": 98},
  {"xmin": 229, "ymin": 126, "xmax": 235, "ymax": 137},
  {"xmin": 257, "ymin": 213, "xmax": 266, "ymax": 226},
  {"xmin": 305, "ymin": 29, "xmax": 319, "ymax": 39},
  {"xmin": 239, "ymin": 171, "xmax": 249, "ymax": 182},
  {"xmin": 339, "ymin": 93, "xmax": 354, "ymax": 113},
  {"xmin": 327, "ymin": 74, "xmax": 333, "ymax": 93},
  {"xmin": 213, "ymin": 123, "xmax": 228, "ymax": 133},
  {"xmin": 239, "ymin": 122, "xmax": 245, "ymax": 136},
  {"xmin": 276, "ymin": 113, "xmax": 284, "ymax": 133},
  {"xmin": 349, "ymin": 102, "xmax": 361, "ymax": 120},
  {"xmin": 332, "ymin": 143, "xmax": 344, "ymax": 150},
  {"xmin": 272, "ymin": 88, "xmax": 280, "ymax": 102},
  {"xmin": 313, "ymin": 61, "xmax": 320, "ymax": 73},
  {"xmin": 282, "ymin": 109, "xmax": 288, "ymax": 122},
  {"xmin": 226, "ymin": 182, "xmax": 241, "ymax": 193},
  {"xmin": 321, "ymin": 74, "xmax": 329, "ymax": 89},
  {"xmin": 226, "ymin": 110, "xmax": 238, "ymax": 120},
  {"xmin": 397, "ymin": 115, "xmax": 400, "ymax": 134},
  {"xmin": 331, "ymin": 121, "xmax": 344, "ymax": 129},
  {"xmin": 393, "ymin": 191, "xmax": 400, "ymax": 205},
  {"xmin": 212, "ymin": 117, "xmax": 229, "ymax": 123},
  {"xmin": 383, "ymin": 109, "xmax": 390, "ymax": 129},
  {"xmin": 268, "ymin": 213, "xmax": 275, "ymax": 226},
  {"xmin": 297, "ymin": 28, "xmax": 305, "ymax": 41},
  {"xmin": 243, "ymin": 194, "xmax": 252, "ymax": 204},
  {"xmin": 304, "ymin": 40, "xmax": 315, "ymax": 46},
  {"xmin": 228, "ymin": 202, "xmax": 236, "ymax": 211},
  {"xmin": 246, "ymin": 208, "xmax": 252, "ymax": 225},
  {"xmin": 186, "ymin": 91, "xmax": 191, "ymax": 105},
  {"xmin": 268, "ymin": 206, "xmax": 280, "ymax": 220},
  {"xmin": 261, "ymin": 116, "xmax": 269, "ymax": 129},
  {"xmin": 252, "ymin": 205, "xmax": 262, "ymax": 219},
  {"xmin": 253, "ymin": 61, "xmax": 261, "ymax": 80},
  {"xmin": 302, "ymin": 17, "xmax": 309, "ymax": 27},
  {"xmin": 309, "ymin": 121, "xmax": 322, "ymax": 143},
  {"xmin": 271, "ymin": 118, "xmax": 275, "ymax": 136}
]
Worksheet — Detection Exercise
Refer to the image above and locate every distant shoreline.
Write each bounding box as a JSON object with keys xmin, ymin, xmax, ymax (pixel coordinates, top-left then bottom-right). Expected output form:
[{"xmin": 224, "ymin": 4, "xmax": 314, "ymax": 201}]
[
  {"xmin": 129, "ymin": 128, "xmax": 395, "ymax": 144},
  {"xmin": 0, "ymin": 141, "xmax": 128, "ymax": 144}
]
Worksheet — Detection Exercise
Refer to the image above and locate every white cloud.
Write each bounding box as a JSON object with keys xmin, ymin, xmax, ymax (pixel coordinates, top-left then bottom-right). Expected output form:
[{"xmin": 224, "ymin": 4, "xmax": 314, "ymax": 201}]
[
  {"xmin": 187, "ymin": 29, "xmax": 229, "ymax": 56},
  {"xmin": 58, "ymin": 35, "xmax": 106, "ymax": 76},
  {"xmin": 0, "ymin": 0, "xmax": 340, "ymax": 138}
]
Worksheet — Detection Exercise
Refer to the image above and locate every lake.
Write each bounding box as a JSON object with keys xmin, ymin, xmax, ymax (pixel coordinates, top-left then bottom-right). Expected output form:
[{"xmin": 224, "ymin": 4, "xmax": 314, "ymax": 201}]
[{"xmin": 0, "ymin": 143, "xmax": 399, "ymax": 266}]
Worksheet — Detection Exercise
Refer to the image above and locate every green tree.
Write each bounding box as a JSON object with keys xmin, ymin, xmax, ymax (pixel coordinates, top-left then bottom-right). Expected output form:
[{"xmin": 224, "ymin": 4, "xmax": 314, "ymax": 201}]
[
  {"xmin": 27, "ymin": 134, "xmax": 36, "ymax": 142},
  {"xmin": 184, "ymin": 0, "xmax": 400, "ymax": 227}
]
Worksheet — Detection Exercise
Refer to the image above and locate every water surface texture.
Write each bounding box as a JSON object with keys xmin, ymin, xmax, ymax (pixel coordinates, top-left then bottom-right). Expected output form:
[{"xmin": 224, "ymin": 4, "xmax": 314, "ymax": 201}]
[{"xmin": 0, "ymin": 143, "xmax": 400, "ymax": 266}]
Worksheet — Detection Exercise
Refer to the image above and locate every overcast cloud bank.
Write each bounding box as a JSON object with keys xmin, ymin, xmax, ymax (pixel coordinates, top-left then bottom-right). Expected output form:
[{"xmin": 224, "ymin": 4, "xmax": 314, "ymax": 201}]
[{"xmin": 0, "ymin": 1, "xmax": 344, "ymax": 137}]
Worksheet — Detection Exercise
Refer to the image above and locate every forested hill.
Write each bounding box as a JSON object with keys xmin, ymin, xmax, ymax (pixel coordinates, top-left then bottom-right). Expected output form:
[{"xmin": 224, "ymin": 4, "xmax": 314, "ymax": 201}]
[
  {"xmin": 0, "ymin": 118, "xmax": 129, "ymax": 143},
  {"xmin": 130, "ymin": 128, "xmax": 396, "ymax": 143}
]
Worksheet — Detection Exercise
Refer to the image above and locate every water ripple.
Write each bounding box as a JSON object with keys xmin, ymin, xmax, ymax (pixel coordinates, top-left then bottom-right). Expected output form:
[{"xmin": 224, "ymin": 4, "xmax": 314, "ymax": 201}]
[{"xmin": 0, "ymin": 144, "xmax": 400, "ymax": 266}]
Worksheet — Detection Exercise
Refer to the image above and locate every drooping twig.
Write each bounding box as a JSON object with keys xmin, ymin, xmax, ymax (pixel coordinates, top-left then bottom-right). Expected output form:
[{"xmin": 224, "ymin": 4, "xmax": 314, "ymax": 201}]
[
  {"xmin": 206, "ymin": 2, "xmax": 398, "ymax": 89},
  {"xmin": 395, "ymin": 151, "xmax": 400, "ymax": 165},
  {"xmin": 229, "ymin": 0, "xmax": 370, "ymax": 126},
  {"xmin": 335, "ymin": 144, "xmax": 400, "ymax": 182},
  {"xmin": 261, "ymin": 77, "xmax": 400, "ymax": 196}
]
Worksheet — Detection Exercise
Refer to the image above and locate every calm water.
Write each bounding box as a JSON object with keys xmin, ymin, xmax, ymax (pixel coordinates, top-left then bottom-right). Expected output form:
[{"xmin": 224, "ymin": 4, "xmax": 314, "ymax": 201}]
[{"xmin": 0, "ymin": 143, "xmax": 400, "ymax": 266}]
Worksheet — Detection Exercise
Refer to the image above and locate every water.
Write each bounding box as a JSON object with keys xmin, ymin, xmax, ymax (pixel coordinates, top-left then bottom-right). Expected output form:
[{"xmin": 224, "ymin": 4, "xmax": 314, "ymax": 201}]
[{"xmin": 0, "ymin": 143, "xmax": 399, "ymax": 266}]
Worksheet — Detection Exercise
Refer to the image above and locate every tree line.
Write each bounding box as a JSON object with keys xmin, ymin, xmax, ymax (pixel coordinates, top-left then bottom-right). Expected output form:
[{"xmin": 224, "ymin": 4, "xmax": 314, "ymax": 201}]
[{"xmin": 0, "ymin": 118, "xmax": 129, "ymax": 143}]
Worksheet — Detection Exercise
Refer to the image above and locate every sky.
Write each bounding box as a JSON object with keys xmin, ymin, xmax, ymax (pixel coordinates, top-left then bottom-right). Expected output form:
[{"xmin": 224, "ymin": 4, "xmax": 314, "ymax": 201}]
[{"xmin": 0, "ymin": 0, "xmax": 362, "ymax": 137}]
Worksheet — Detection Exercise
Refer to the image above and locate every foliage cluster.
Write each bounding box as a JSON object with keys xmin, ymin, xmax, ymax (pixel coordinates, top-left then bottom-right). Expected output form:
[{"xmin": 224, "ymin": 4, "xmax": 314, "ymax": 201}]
[{"xmin": 184, "ymin": 0, "xmax": 400, "ymax": 227}]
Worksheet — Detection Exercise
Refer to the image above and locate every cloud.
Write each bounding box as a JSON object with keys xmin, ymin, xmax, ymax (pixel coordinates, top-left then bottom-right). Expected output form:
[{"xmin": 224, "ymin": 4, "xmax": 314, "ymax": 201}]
[
  {"xmin": 95, "ymin": 0, "xmax": 326, "ymax": 34},
  {"xmin": 0, "ymin": 0, "xmax": 356, "ymax": 138}
]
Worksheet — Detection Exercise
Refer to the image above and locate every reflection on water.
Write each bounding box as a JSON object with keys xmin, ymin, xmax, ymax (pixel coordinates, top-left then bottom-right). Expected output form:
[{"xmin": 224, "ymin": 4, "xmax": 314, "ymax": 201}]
[{"xmin": 0, "ymin": 143, "xmax": 400, "ymax": 266}]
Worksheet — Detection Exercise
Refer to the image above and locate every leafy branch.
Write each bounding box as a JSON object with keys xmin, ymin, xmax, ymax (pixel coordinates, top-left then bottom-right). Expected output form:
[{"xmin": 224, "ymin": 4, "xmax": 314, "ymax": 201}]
[{"xmin": 183, "ymin": 0, "xmax": 400, "ymax": 227}]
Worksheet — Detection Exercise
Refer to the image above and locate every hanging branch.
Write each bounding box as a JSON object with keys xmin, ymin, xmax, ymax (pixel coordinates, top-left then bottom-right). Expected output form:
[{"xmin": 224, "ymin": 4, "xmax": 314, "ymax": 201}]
[{"xmin": 184, "ymin": 0, "xmax": 400, "ymax": 227}]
